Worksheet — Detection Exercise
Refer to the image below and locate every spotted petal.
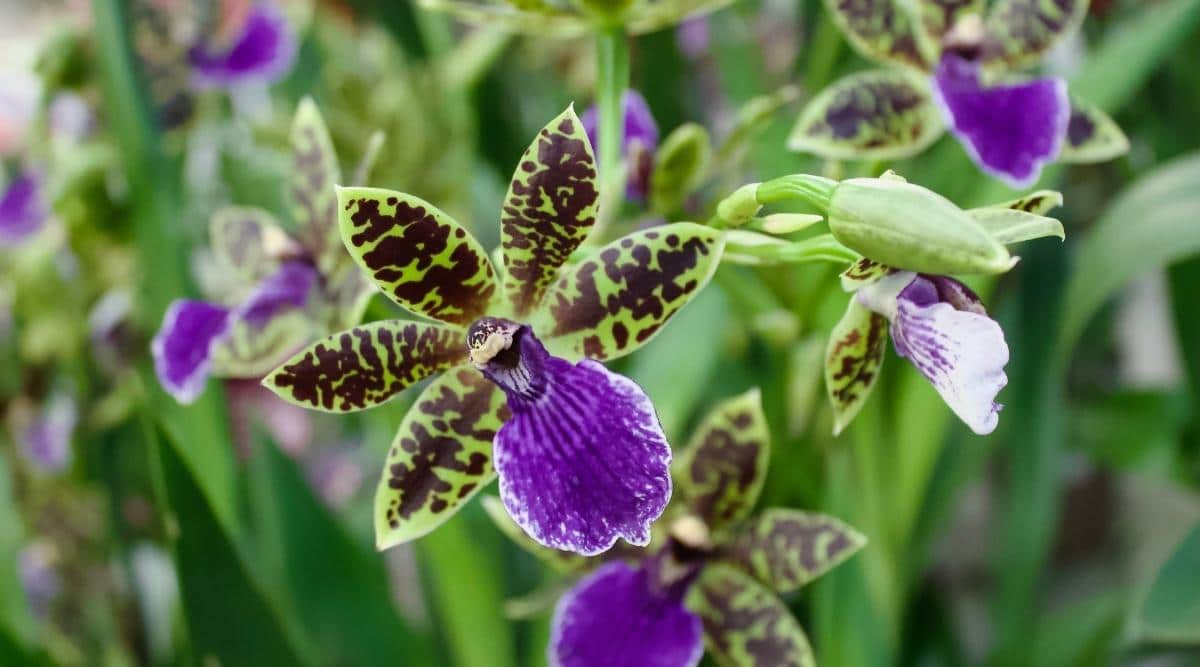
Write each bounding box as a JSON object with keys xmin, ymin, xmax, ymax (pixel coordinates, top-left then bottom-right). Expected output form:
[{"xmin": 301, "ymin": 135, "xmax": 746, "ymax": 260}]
[
  {"xmin": 189, "ymin": 4, "xmax": 297, "ymax": 87},
  {"xmin": 0, "ymin": 171, "xmax": 47, "ymax": 245},
  {"xmin": 374, "ymin": 365, "xmax": 507, "ymax": 550},
  {"xmin": 825, "ymin": 299, "xmax": 888, "ymax": 436},
  {"xmin": 338, "ymin": 187, "xmax": 499, "ymax": 327},
  {"xmin": 1059, "ymin": 97, "xmax": 1130, "ymax": 164},
  {"xmin": 536, "ymin": 223, "xmax": 723, "ymax": 362},
  {"xmin": 209, "ymin": 207, "xmax": 293, "ymax": 284},
  {"xmin": 823, "ymin": 0, "xmax": 930, "ymax": 70},
  {"xmin": 788, "ymin": 70, "xmax": 943, "ymax": 161},
  {"xmin": 688, "ymin": 564, "xmax": 814, "ymax": 667},
  {"xmin": 291, "ymin": 98, "xmax": 345, "ymax": 276},
  {"xmin": 840, "ymin": 257, "xmax": 893, "ymax": 292},
  {"xmin": 932, "ymin": 54, "xmax": 1069, "ymax": 188},
  {"xmin": 982, "ymin": 189, "xmax": 1064, "ymax": 216},
  {"xmin": 550, "ymin": 561, "xmax": 703, "ymax": 667},
  {"xmin": 264, "ymin": 321, "xmax": 466, "ymax": 413},
  {"xmin": 151, "ymin": 300, "xmax": 232, "ymax": 404},
  {"xmin": 982, "ymin": 0, "xmax": 1089, "ymax": 71},
  {"xmin": 501, "ymin": 106, "xmax": 599, "ymax": 317},
  {"xmin": 724, "ymin": 509, "xmax": 866, "ymax": 593},
  {"xmin": 673, "ymin": 389, "xmax": 769, "ymax": 534}
]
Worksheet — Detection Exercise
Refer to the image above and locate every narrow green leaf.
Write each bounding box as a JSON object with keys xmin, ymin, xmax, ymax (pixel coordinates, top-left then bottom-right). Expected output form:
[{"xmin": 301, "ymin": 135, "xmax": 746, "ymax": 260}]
[
  {"xmin": 263, "ymin": 321, "xmax": 466, "ymax": 413},
  {"xmin": 673, "ymin": 389, "xmax": 770, "ymax": 534},
  {"xmin": 499, "ymin": 106, "xmax": 599, "ymax": 317},
  {"xmin": 823, "ymin": 0, "xmax": 930, "ymax": 70},
  {"xmin": 724, "ymin": 508, "xmax": 867, "ymax": 594},
  {"xmin": 1058, "ymin": 96, "xmax": 1130, "ymax": 164},
  {"xmin": 789, "ymin": 70, "xmax": 943, "ymax": 161},
  {"xmin": 689, "ymin": 564, "xmax": 815, "ymax": 667},
  {"xmin": 1137, "ymin": 523, "xmax": 1200, "ymax": 644},
  {"xmin": 824, "ymin": 299, "xmax": 888, "ymax": 435},
  {"xmin": 967, "ymin": 207, "xmax": 1065, "ymax": 245},
  {"xmin": 982, "ymin": 0, "xmax": 1089, "ymax": 71},
  {"xmin": 291, "ymin": 98, "xmax": 344, "ymax": 276},
  {"xmin": 536, "ymin": 222, "xmax": 725, "ymax": 362},
  {"xmin": 374, "ymin": 365, "xmax": 508, "ymax": 550}
]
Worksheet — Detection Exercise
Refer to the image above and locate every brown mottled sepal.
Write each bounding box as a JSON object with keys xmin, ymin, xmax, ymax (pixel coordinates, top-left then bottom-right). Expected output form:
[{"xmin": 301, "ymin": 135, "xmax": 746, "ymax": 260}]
[
  {"xmin": 840, "ymin": 257, "xmax": 893, "ymax": 292},
  {"xmin": 825, "ymin": 298, "xmax": 888, "ymax": 435},
  {"xmin": 982, "ymin": 0, "xmax": 1089, "ymax": 70},
  {"xmin": 723, "ymin": 508, "xmax": 867, "ymax": 593},
  {"xmin": 824, "ymin": 0, "xmax": 930, "ymax": 70},
  {"xmin": 688, "ymin": 564, "xmax": 815, "ymax": 667},
  {"xmin": 1059, "ymin": 97, "xmax": 1129, "ymax": 164},
  {"xmin": 291, "ymin": 98, "xmax": 345, "ymax": 276}
]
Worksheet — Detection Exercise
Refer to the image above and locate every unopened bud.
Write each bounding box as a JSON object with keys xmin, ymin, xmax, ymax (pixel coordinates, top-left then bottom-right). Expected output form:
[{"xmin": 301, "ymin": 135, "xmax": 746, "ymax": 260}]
[{"xmin": 716, "ymin": 183, "xmax": 762, "ymax": 227}]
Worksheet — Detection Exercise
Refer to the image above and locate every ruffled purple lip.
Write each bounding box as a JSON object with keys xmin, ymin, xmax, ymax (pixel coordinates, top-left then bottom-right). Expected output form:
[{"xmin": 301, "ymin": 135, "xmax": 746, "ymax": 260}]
[{"xmin": 189, "ymin": 4, "xmax": 298, "ymax": 88}]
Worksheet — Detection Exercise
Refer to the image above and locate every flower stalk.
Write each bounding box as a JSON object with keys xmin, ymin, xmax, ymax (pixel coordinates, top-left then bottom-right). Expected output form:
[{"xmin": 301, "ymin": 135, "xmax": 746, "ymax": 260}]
[{"xmin": 594, "ymin": 26, "xmax": 630, "ymax": 236}]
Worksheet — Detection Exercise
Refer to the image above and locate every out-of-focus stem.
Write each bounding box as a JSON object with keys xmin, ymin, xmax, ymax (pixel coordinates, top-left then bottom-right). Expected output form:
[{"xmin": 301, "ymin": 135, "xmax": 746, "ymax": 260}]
[{"xmin": 594, "ymin": 27, "xmax": 629, "ymax": 239}]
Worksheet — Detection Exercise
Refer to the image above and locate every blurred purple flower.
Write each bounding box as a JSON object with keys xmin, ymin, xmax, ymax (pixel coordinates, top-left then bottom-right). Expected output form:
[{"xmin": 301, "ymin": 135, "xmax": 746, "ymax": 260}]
[
  {"xmin": 676, "ymin": 17, "xmax": 710, "ymax": 60},
  {"xmin": 18, "ymin": 542, "xmax": 61, "ymax": 620},
  {"xmin": 47, "ymin": 93, "xmax": 95, "ymax": 143},
  {"xmin": 20, "ymin": 395, "xmax": 77, "ymax": 474},
  {"xmin": 189, "ymin": 3, "xmax": 297, "ymax": 88},
  {"xmin": 582, "ymin": 90, "xmax": 659, "ymax": 201},
  {"xmin": 0, "ymin": 171, "xmax": 48, "ymax": 246},
  {"xmin": 306, "ymin": 447, "xmax": 365, "ymax": 509}
]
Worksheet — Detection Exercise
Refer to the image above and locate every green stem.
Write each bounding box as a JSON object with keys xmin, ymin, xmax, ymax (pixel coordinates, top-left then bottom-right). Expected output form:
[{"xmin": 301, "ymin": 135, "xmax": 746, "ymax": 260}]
[
  {"xmin": 725, "ymin": 233, "xmax": 858, "ymax": 266},
  {"xmin": 594, "ymin": 27, "xmax": 630, "ymax": 237},
  {"xmin": 757, "ymin": 174, "xmax": 838, "ymax": 212}
]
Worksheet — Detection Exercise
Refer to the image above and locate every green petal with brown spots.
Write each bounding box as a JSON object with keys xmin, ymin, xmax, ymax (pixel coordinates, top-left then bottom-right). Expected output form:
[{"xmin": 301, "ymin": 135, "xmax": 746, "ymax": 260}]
[
  {"xmin": 211, "ymin": 310, "xmax": 316, "ymax": 379},
  {"xmin": 337, "ymin": 187, "xmax": 499, "ymax": 327},
  {"xmin": 480, "ymin": 496, "xmax": 587, "ymax": 573},
  {"xmin": 1059, "ymin": 97, "xmax": 1129, "ymax": 164},
  {"xmin": 788, "ymin": 70, "xmax": 944, "ymax": 161},
  {"xmin": 968, "ymin": 207, "xmax": 1065, "ymax": 245},
  {"xmin": 688, "ymin": 564, "xmax": 815, "ymax": 667},
  {"xmin": 825, "ymin": 299, "xmax": 888, "ymax": 435},
  {"xmin": 263, "ymin": 321, "xmax": 466, "ymax": 413},
  {"xmin": 911, "ymin": 0, "xmax": 986, "ymax": 60},
  {"xmin": 824, "ymin": 0, "xmax": 930, "ymax": 70},
  {"xmin": 501, "ymin": 106, "xmax": 599, "ymax": 317},
  {"xmin": 535, "ymin": 222, "xmax": 724, "ymax": 362},
  {"xmin": 374, "ymin": 365, "xmax": 509, "ymax": 550},
  {"xmin": 673, "ymin": 389, "xmax": 769, "ymax": 534},
  {"xmin": 291, "ymin": 98, "xmax": 345, "ymax": 276},
  {"xmin": 982, "ymin": 0, "xmax": 1089, "ymax": 71},
  {"xmin": 210, "ymin": 206, "xmax": 293, "ymax": 284},
  {"xmin": 983, "ymin": 189, "xmax": 1064, "ymax": 216},
  {"xmin": 722, "ymin": 509, "xmax": 867, "ymax": 594},
  {"xmin": 839, "ymin": 257, "xmax": 893, "ymax": 292}
]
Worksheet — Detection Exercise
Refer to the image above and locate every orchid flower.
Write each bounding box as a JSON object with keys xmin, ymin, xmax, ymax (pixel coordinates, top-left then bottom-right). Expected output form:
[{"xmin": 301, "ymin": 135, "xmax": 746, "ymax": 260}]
[
  {"xmin": 0, "ymin": 170, "xmax": 48, "ymax": 246},
  {"xmin": 790, "ymin": 1, "xmax": 1128, "ymax": 187},
  {"xmin": 262, "ymin": 107, "xmax": 726, "ymax": 554},
  {"xmin": 188, "ymin": 1, "xmax": 297, "ymax": 89},
  {"xmin": 582, "ymin": 89, "xmax": 659, "ymax": 201},
  {"xmin": 487, "ymin": 390, "xmax": 865, "ymax": 666},
  {"xmin": 151, "ymin": 99, "xmax": 376, "ymax": 404}
]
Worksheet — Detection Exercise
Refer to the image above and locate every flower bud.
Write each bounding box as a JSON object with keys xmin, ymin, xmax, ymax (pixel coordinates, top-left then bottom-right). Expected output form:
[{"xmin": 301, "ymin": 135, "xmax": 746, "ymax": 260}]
[
  {"xmin": 827, "ymin": 177, "xmax": 1014, "ymax": 275},
  {"xmin": 716, "ymin": 183, "xmax": 762, "ymax": 227}
]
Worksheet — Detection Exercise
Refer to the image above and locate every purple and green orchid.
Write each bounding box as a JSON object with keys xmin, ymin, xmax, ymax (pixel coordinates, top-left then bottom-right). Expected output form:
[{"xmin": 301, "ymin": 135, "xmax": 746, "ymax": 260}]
[
  {"xmin": 188, "ymin": 1, "xmax": 297, "ymax": 89},
  {"xmin": 790, "ymin": 1, "xmax": 1129, "ymax": 187},
  {"xmin": 152, "ymin": 99, "xmax": 376, "ymax": 404},
  {"xmin": 486, "ymin": 390, "xmax": 865, "ymax": 667},
  {"xmin": 261, "ymin": 106, "xmax": 726, "ymax": 554}
]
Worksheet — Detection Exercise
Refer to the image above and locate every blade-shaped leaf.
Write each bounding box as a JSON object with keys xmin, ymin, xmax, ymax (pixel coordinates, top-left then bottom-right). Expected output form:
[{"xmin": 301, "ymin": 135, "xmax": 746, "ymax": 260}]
[
  {"xmin": 983, "ymin": 189, "xmax": 1064, "ymax": 216},
  {"xmin": 825, "ymin": 299, "xmax": 888, "ymax": 435},
  {"xmin": 209, "ymin": 206, "xmax": 292, "ymax": 284},
  {"xmin": 291, "ymin": 98, "xmax": 344, "ymax": 275},
  {"xmin": 673, "ymin": 389, "xmax": 770, "ymax": 534},
  {"xmin": 1059, "ymin": 97, "xmax": 1130, "ymax": 164},
  {"xmin": 968, "ymin": 207, "xmax": 1065, "ymax": 245},
  {"xmin": 263, "ymin": 320, "xmax": 466, "ymax": 413},
  {"xmin": 500, "ymin": 106, "xmax": 599, "ymax": 317},
  {"xmin": 688, "ymin": 564, "xmax": 815, "ymax": 667},
  {"xmin": 912, "ymin": 0, "xmax": 986, "ymax": 59},
  {"xmin": 536, "ymin": 222, "xmax": 724, "ymax": 361},
  {"xmin": 823, "ymin": 0, "xmax": 931, "ymax": 70},
  {"xmin": 211, "ymin": 309, "xmax": 316, "ymax": 379},
  {"xmin": 1136, "ymin": 523, "xmax": 1200, "ymax": 644},
  {"xmin": 723, "ymin": 509, "xmax": 867, "ymax": 594},
  {"xmin": 374, "ymin": 365, "xmax": 509, "ymax": 550},
  {"xmin": 480, "ymin": 495, "xmax": 586, "ymax": 573},
  {"xmin": 789, "ymin": 70, "xmax": 943, "ymax": 161},
  {"xmin": 839, "ymin": 257, "xmax": 892, "ymax": 292},
  {"xmin": 337, "ymin": 187, "xmax": 499, "ymax": 327},
  {"xmin": 982, "ymin": 0, "xmax": 1089, "ymax": 71}
]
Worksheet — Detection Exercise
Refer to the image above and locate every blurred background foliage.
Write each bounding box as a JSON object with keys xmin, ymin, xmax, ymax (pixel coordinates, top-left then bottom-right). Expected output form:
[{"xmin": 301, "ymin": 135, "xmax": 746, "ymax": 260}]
[{"xmin": 0, "ymin": 0, "xmax": 1199, "ymax": 665}]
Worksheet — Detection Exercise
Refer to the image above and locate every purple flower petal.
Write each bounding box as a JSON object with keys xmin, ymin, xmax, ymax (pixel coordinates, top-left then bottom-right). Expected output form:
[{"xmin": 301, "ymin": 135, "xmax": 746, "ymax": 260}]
[
  {"xmin": 151, "ymin": 300, "xmax": 233, "ymax": 404},
  {"xmin": 858, "ymin": 272, "xmax": 1008, "ymax": 435},
  {"xmin": 550, "ymin": 561, "xmax": 703, "ymax": 667},
  {"xmin": 0, "ymin": 171, "xmax": 47, "ymax": 245},
  {"xmin": 21, "ymin": 395, "xmax": 76, "ymax": 474},
  {"xmin": 468, "ymin": 319, "xmax": 671, "ymax": 555},
  {"xmin": 189, "ymin": 4, "xmax": 297, "ymax": 88},
  {"xmin": 582, "ymin": 90, "xmax": 660, "ymax": 201},
  {"xmin": 931, "ymin": 53, "xmax": 1069, "ymax": 188},
  {"xmin": 235, "ymin": 260, "xmax": 317, "ymax": 327}
]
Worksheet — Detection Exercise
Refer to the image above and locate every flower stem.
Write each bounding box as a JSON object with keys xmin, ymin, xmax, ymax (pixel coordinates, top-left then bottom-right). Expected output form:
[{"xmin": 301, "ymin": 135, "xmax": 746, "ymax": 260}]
[
  {"xmin": 757, "ymin": 174, "xmax": 838, "ymax": 212},
  {"xmin": 594, "ymin": 27, "xmax": 629, "ymax": 236}
]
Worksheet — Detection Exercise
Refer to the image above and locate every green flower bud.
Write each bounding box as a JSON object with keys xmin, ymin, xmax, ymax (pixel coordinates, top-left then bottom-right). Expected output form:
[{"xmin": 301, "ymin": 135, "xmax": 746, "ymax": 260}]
[
  {"xmin": 716, "ymin": 183, "xmax": 763, "ymax": 227},
  {"xmin": 827, "ymin": 178, "xmax": 1014, "ymax": 275}
]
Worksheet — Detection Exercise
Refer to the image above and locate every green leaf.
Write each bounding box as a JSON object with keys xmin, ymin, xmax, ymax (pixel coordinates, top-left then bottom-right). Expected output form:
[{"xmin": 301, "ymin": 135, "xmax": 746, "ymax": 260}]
[
  {"xmin": 499, "ymin": 106, "xmax": 599, "ymax": 317},
  {"xmin": 1137, "ymin": 523, "xmax": 1200, "ymax": 644},
  {"xmin": 1058, "ymin": 96, "xmax": 1130, "ymax": 164},
  {"xmin": 788, "ymin": 70, "xmax": 943, "ymax": 161},
  {"xmin": 839, "ymin": 257, "xmax": 892, "ymax": 291},
  {"xmin": 824, "ymin": 299, "xmax": 888, "ymax": 435},
  {"xmin": 982, "ymin": 0, "xmax": 1089, "ymax": 71},
  {"xmin": 211, "ymin": 310, "xmax": 317, "ymax": 380},
  {"xmin": 650, "ymin": 122, "xmax": 712, "ymax": 215},
  {"xmin": 823, "ymin": 0, "xmax": 930, "ymax": 70},
  {"xmin": 337, "ymin": 187, "xmax": 499, "ymax": 327},
  {"xmin": 981, "ymin": 189, "xmax": 1064, "ymax": 216},
  {"xmin": 688, "ymin": 564, "xmax": 815, "ymax": 667},
  {"xmin": 374, "ymin": 365, "xmax": 508, "ymax": 550},
  {"xmin": 480, "ymin": 496, "xmax": 586, "ymax": 573},
  {"xmin": 673, "ymin": 389, "xmax": 770, "ymax": 534},
  {"xmin": 967, "ymin": 207, "xmax": 1065, "ymax": 245},
  {"xmin": 536, "ymin": 222, "xmax": 725, "ymax": 361},
  {"xmin": 291, "ymin": 98, "xmax": 345, "ymax": 277},
  {"xmin": 263, "ymin": 321, "xmax": 466, "ymax": 413},
  {"xmin": 724, "ymin": 509, "xmax": 867, "ymax": 594},
  {"xmin": 209, "ymin": 207, "xmax": 291, "ymax": 284}
]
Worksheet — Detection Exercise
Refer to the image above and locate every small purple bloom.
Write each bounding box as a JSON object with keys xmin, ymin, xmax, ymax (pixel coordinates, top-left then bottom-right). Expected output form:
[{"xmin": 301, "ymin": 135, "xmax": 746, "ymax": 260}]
[
  {"xmin": 151, "ymin": 300, "xmax": 232, "ymax": 404},
  {"xmin": 931, "ymin": 53, "xmax": 1069, "ymax": 188},
  {"xmin": 858, "ymin": 271, "xmax": 1009, "ymax": 435},
  {"xmin": 676, "ymin": 17, "xmax": 711, "ymax": 60},
  {"xmin": 583, "ymin": 90, "xmax": 660, "ymax": 201},
  {"xmin": 550, "ymin": 561, "xmax": 703, "ymax": 667},
  {"xmin": 189, "ymin": 4, "xmax": 297, "ymax": 88},
  {"xmin": 468, "ymin": 318, "xmax": 672, "ymax": 555},
  {"xmin": 0, "ymin": 171, "xmax": 47, "ymax": 245},
  {"xmin": 235, "ymin": 260, "xmax": 317, "ymax": 327},
  {"xmin": 18, "ymin": 542, "xmax": 61, "ymax": 620},
  {"xmin": 21, "ymin": 395, "xmax": 76, "ymax": 474}
]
